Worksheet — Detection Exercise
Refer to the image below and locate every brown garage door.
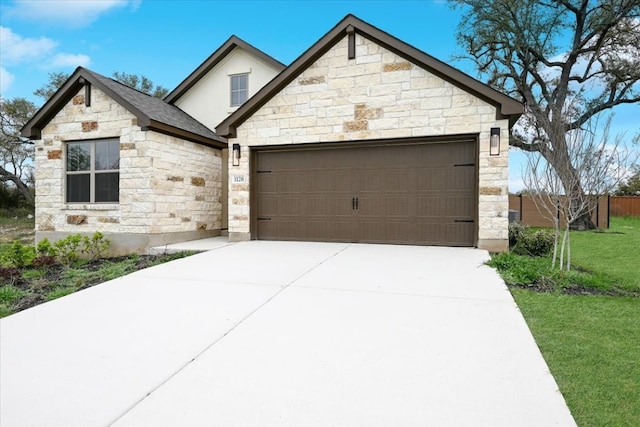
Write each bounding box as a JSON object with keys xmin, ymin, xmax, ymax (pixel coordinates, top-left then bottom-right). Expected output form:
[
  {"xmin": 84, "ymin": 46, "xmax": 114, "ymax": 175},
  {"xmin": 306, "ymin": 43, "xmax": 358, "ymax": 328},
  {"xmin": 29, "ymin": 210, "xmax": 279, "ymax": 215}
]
[{"xmin": 254, "ymin": 138, "xmax": 477, "ymax": 246}]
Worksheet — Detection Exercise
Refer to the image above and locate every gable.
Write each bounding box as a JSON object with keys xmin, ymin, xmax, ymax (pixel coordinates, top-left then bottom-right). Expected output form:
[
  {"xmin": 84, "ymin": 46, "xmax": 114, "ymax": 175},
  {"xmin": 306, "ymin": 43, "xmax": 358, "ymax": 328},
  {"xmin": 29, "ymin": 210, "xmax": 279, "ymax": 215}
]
[
  {"xmin": 217, "ymin": 14, "xmax": 522, "ymax": 137},
  {"xmin": 22, "ymin": 67, "xmax": 225, "ymax": 148},
  {"xmin": 230, "ymin": 33, "xmax": 503, "ymax": 146},
  {"xmin": 172, "ymin": 47, "xmax": 284, "ymax": 130}
]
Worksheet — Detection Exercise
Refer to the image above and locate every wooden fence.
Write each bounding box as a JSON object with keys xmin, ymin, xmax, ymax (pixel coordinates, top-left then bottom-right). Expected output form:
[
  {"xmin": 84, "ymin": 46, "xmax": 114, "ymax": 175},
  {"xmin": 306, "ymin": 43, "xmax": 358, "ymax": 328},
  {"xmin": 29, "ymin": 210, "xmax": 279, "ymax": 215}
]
[
  {"xmin": 509, "ymin": 194, "xmax": 610, "ymax": 228},
  {"xmin": 610, "ymin": 196, "xmax": 640, "ymax": 216}
]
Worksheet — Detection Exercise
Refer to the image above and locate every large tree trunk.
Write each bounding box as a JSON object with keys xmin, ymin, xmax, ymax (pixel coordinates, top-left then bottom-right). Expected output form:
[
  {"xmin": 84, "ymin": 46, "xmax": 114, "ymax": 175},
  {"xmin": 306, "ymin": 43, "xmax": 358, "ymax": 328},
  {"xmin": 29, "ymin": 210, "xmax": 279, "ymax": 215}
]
[
  {"xmin": 544, "ymin": 145, "xmax": 597, "ymax": 231},
  {"xmin": 0, "ymin": 167, "xmax": 34, "ymax": 204}
]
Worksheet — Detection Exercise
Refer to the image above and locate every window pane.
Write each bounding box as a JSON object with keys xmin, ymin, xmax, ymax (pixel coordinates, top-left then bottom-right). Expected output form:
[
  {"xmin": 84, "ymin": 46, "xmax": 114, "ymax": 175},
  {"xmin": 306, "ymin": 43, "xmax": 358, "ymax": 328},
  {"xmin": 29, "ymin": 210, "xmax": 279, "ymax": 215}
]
[
  {"xmin": 66, "ymin": 174, "xmax": 90, "ymax": 202},
  {"xmin": 230, "ymin": 74, "xmax": 248, "ymax": 106},
  {"xmin": 67, "ymin": 143, "xmax": 91, "ymax": 171},
  {"xmin": 231, "ymin": 91, "xmax": 240, "ymax": 106},
  {"xmin": 95, "ymin": 172, "xmax": 119, "ymax": 202},
  {"xmin": 95, "ymin": 140, "xmax": 120, "ymax": 170}
]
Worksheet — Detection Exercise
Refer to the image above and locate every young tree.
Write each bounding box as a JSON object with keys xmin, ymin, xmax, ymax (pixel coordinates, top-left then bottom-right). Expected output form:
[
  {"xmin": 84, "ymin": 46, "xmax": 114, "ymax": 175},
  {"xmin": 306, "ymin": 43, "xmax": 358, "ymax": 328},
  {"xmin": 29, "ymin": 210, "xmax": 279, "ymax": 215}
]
[
  {"xmin": 0, "ymin": 97, "xmax": 38, "ymax": 203},
  {"xmin": 450, "ymin": 0, "xmax": 640, "ymax": 229},
  {"xmin": 524, "ymin": 114, "xmax": 635, "ymax": 270}
]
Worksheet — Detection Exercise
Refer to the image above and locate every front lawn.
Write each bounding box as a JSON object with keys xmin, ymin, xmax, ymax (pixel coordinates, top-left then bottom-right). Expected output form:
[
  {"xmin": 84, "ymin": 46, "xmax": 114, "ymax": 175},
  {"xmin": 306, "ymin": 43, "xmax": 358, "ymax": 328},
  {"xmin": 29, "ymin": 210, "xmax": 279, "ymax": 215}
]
[
  {"xmin": 511, "ymin": 290, "xmax": 640, "ymax": 427},
  {"xmin": 489, "ymin": 216, "xmax": 640, "ymax": 427}
]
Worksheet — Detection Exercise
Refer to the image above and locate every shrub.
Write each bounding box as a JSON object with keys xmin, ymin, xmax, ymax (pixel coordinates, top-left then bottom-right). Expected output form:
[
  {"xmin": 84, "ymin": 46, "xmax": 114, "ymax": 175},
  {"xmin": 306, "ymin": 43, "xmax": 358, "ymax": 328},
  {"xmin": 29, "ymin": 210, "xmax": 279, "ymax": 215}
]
[
  {"xmin": 510, "ymin": 224, "xmax": 555, "ymax": 257},
  {"xmin": 519, "ymin": 229, "xmax": 555, "ymax": 257},
  {"xmin": 36, "ymin": 238, "xmax": 58, "ymax": 258},
  {"xmin": 34, "ymin": 239, "xmax": 58, "ymax": 268},
  {"xmin": 2, "ymin": 241, "xmax": 35, "ymax": 268},
  {"xmin": 81, "ymin": 232, "xmax": 110, "ymax": 261},
  {"xmin": 508, "ymin": 222, "xmax": 529, "ymax": 248},
  {"xmin": 54, "ymin": 234, "xmax": 82, "ymax": 265}
]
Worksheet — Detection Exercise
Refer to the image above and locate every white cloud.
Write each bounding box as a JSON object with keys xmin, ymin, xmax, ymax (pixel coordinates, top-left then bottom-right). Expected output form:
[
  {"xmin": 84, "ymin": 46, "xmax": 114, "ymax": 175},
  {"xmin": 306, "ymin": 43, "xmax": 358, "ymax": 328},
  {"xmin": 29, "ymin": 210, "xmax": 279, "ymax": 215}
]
[
  {"xmin": 49, "ymin": 53, "xmax": 91, "ymax": 68},
  {"xmin": 0, "ymin": 66, "xmax": 15, "ymax": 93},
  {"xmin": 0, "ymin": 26, "xmax": 57, "ymax": 65},
  {"xmin": 7, "ymin": 0, "xmax": 137, "ymax": 27}
]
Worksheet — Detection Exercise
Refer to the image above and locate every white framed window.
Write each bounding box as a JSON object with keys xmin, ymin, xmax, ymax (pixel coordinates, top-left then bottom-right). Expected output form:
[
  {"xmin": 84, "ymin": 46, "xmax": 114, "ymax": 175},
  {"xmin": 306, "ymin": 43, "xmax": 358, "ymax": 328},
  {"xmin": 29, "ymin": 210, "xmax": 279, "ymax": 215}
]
[
  {"xmin": 66, "ymin": 138, "xmax": 120, "ymax": 203},
  {"xmin": 230, "ymin": 73, "xmax": 248, "ymax": 107}
]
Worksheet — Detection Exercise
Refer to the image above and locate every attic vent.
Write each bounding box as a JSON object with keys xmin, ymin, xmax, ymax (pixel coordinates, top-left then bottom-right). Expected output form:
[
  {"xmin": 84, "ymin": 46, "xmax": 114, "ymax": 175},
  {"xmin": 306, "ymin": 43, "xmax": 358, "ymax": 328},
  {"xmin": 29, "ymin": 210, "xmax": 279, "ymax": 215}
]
[
  {"xmin": 78, "ymin": 77, "xmax": 91, "ymax": 107},
  {"xmin": 347, "ymin": 25, "xmax": 355, "ymax": 60}
]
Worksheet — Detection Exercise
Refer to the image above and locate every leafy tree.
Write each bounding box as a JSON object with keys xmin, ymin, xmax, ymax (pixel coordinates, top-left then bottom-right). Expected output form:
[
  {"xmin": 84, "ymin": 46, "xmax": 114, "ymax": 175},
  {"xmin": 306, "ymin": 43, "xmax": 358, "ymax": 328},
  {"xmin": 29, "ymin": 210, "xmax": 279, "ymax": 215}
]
[
  {"xmin": 0, "ymin": 97, "xmax": 37, "ymax": 203},
  {"xmin": 33, "ymin": 72, "xmax": 71, "ymax": 101},
  {"xmin": 450, "ymin": 0, "xmax": 640, "ymax": 229},
  {"xmin": 615, "ymin": 165, "xmax": 640, "ymax": 195},
  {"xmin": 111, "ymin": 71, "xmax": 169, "ymax": 98},
  {"xmin": 34, "ymin": 71, "xmax": 169, "ymax": 102}
]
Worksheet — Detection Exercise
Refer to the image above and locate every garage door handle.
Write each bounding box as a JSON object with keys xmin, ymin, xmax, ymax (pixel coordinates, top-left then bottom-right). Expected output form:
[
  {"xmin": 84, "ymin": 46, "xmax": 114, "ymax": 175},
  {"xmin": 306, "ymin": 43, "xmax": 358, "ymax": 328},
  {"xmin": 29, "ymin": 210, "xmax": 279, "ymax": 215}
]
[
  {"xmin": 454, "ymin": 219, "xmax": 474, "ymax": 223},
  {"xmin": 355, "ymin": 197, "xmax": 359, "ymax": 210},
  {"xmin": 352, "ymin": 197, "xmax": 359, "ymax": 210}
]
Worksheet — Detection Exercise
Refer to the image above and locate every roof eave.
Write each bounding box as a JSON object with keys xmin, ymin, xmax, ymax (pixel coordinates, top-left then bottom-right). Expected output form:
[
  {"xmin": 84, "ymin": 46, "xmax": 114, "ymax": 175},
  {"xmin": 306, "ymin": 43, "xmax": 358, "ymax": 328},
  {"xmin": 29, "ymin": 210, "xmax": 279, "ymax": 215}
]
[{"xmin": 145, "ymin": 120, "xmax": 227, "ymax": 149}]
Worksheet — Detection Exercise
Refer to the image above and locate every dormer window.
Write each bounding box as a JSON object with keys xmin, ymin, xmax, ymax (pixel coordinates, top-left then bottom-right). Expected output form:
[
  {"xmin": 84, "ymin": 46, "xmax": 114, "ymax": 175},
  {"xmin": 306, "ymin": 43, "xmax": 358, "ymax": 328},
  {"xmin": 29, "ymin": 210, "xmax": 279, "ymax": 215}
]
[{"xmin": 230, "ymin": 74, "xmax": 248, "ymax": 107}]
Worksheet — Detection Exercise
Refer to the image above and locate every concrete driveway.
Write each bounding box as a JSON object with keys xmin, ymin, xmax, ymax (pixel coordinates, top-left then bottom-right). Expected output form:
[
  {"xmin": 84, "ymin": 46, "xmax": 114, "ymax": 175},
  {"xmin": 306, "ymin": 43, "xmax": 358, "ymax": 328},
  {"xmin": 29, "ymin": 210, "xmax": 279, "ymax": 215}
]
[{"xmin": 0, "ymin": 241, "xmax": 576, "ymax": 426}]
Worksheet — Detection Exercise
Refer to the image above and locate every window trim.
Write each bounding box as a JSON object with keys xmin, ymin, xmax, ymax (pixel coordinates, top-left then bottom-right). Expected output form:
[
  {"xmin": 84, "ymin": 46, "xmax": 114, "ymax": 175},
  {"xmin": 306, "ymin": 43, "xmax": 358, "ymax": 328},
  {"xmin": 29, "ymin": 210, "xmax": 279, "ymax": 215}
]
[
  {"xmin": 230, "ymin": 73, "xmax": 249, "ymax": 107},
  {"xmin": 65, "ymin": 138, "xmax": 120, "ymax": 204}
]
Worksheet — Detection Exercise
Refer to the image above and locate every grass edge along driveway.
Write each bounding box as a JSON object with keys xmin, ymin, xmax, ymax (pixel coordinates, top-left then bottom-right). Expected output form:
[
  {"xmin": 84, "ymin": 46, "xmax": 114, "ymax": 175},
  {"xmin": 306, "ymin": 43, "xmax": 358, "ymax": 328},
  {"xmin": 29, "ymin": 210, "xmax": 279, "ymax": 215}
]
[{"xmin": 507, "ymin": 216, "xmax": 640, "ymax": 427}]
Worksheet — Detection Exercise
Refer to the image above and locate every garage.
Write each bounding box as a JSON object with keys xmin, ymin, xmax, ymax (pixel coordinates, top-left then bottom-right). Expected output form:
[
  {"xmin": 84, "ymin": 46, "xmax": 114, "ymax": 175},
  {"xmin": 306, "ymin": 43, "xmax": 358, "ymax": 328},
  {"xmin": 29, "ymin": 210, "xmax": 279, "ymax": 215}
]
[
  {"xmin": 217, "ymin": 15, "xmax": 523, "ymax": 251},
  {"xmin": 254, "ymin": 137, "xmax": 477, "ymax": 246}
]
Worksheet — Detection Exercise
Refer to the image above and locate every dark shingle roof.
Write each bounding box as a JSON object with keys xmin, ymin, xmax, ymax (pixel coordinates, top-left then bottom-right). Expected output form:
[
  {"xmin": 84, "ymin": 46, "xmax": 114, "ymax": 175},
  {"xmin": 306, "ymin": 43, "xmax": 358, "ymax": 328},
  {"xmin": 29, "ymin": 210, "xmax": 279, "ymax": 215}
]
[{"xmin": 22, "ymin": 67, "xmax": 226, "ymax": 148}]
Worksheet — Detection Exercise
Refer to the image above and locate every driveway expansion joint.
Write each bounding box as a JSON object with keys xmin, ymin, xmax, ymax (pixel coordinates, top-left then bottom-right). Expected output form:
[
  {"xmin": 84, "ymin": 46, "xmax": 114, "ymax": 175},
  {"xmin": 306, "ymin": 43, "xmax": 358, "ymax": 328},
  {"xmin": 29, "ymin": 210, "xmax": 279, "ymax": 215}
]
[{"xmin": 107, "ymin": 244, "xmax": 351, "ymax": 426}]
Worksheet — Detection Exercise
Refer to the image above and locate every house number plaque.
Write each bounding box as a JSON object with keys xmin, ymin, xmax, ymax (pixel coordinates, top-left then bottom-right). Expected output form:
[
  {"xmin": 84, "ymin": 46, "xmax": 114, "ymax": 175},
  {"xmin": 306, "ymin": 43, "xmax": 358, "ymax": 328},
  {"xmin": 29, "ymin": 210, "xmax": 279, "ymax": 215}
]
[{"xmin": 232, "ymin": 175, "xmax": 247, "ymax": 183}]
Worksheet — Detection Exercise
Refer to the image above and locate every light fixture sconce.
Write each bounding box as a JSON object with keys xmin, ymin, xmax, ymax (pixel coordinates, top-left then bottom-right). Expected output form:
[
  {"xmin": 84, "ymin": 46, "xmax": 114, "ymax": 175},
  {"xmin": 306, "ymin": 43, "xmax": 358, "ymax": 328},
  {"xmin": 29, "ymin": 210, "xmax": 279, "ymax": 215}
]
[
  {"xmin": 232, "ymin": 143, "xmax": 241, "ymax": 167},
  {"xmin": 490, "ymin": 127, "xmax": 500, "ymax": 156}
]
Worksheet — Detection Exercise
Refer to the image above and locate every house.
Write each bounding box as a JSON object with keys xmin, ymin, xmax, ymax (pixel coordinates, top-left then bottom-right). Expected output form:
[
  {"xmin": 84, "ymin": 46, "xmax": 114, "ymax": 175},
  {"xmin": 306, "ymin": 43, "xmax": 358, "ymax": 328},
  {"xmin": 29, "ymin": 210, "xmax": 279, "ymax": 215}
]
[{"xmin": 22, "ymin": 15, "xmax": 522, "ymax": 255}]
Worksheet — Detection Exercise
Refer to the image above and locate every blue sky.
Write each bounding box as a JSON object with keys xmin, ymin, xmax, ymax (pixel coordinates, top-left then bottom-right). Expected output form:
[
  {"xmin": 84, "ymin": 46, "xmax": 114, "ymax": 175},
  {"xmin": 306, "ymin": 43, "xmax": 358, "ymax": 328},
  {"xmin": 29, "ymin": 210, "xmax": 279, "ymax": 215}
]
[{"xmin": 1, "ymin": 0, "xmax": 637, "ymax": 191}]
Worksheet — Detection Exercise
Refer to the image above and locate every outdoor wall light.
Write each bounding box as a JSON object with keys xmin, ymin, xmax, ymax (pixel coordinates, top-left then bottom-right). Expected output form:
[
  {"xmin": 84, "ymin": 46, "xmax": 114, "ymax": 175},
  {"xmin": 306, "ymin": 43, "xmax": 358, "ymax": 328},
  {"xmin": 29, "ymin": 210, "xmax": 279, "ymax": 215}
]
[
  {"xmin": 490, "ymin": 127, "xmax": 500, "ymax": 156},
  {"xmin": 232, "ymin": 143, "xmax": 241, "ymax": 166}
]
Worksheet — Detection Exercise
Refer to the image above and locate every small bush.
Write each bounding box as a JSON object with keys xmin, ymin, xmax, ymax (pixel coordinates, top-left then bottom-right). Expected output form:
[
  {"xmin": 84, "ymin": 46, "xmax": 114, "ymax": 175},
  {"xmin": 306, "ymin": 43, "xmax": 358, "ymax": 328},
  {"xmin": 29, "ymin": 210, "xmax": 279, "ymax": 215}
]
[
  {"xmin": 54, "ymin": 234, "xmax": 82, "ymax": 265},
  {"xmin": 520, "ymin": 229, "xmax": 555, "ymax": 257},
  {"xmin": 509, "ymin": 222, "xmax": 529, "ymax": 248},
  {"xmin": 2, "ymin": 241, "xmax": 35, "ymax": 268},
  {"xmin": 510, "ymin": 226, "xmax": 555, "ymax": 257},
  {"xmin": 36, "ymin": 238, "xmax": 58, "ymax": 258},
  {"xmin": 81, "ymin": 232, "xmax": 110, "ymax": 261}
]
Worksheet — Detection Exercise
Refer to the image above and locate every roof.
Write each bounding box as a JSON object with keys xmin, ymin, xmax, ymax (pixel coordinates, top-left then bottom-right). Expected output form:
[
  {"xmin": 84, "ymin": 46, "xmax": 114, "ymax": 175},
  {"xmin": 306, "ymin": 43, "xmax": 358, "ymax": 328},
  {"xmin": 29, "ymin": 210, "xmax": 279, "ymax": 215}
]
[
  {"xmin": 216, "ymin": 14, "xmax": 523, "ymax": 137},
  {"xmin": 21, "ymin": 67, "xmax": 226, "ymax": 148},
  {"xmin": 164, "ymin": 35, "xmax": 285, "ymax": 105}
]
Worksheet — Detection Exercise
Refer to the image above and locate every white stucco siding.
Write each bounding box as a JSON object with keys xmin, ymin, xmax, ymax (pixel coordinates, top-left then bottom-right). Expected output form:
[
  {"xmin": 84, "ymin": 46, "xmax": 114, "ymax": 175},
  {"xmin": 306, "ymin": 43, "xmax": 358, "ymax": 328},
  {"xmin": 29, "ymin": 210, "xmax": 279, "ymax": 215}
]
[
  {"xmin": 174, "ymin": 48, "xmax": 282, "ymax": 130},
  {"xmin": 227, "ymin": 34, "xmax": 510, "ymax": 251}
]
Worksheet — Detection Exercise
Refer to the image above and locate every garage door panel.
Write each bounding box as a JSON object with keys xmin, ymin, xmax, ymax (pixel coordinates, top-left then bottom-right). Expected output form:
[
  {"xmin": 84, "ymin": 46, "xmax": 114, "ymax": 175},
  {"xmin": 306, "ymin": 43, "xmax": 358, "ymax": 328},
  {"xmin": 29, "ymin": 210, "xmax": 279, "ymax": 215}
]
[{"xmin": 255, "ymin": 139, "xmax": 476, "ymax": 246}]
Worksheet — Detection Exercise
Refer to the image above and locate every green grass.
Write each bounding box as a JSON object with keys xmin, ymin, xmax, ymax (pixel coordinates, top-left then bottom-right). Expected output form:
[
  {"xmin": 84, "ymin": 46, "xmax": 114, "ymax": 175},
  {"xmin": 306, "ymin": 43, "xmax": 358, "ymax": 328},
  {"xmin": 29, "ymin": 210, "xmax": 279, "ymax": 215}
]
[
  {"xmin": 570, "ymin": 216, "xmax": 640, "ymax": 290},
  {"xmin": 495, "ymin": 216, "xmax": 640, "ymax": 426},
  {"xmin": 46, "ymin": 287, "xmax": 76, "ymax": 301},
  {"xmin": 511, "ymin": 289, "xmax": 640, "ymax": 427},
  {"xmin": 0, "ymin": 285, "xmax": 27, "ymax": 304}
]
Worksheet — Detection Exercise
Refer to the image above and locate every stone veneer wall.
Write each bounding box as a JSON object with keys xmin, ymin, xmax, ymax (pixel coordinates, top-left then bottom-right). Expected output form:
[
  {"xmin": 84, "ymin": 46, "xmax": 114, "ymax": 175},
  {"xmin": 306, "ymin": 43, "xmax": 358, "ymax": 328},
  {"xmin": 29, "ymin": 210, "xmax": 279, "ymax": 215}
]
[
  {"xmin": 35, "ymin": 86, "xmax": 222, "ymax": 255},
  {"xmin": 228, "ymin": 34, "xmax": 509, "ymax": 251}
]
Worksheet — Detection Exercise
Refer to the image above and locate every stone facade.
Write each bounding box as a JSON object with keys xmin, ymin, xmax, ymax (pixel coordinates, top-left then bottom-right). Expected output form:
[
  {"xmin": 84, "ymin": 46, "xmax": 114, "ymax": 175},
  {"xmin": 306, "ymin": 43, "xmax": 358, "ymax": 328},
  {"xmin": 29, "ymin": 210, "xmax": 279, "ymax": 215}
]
[
  {"xmin": 34, "ymin": 86, "xmax": 222, "ymax": 255},
  {"xmin": 228, "ymin": 34, "xmax": 509, "ymax": 251}
]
